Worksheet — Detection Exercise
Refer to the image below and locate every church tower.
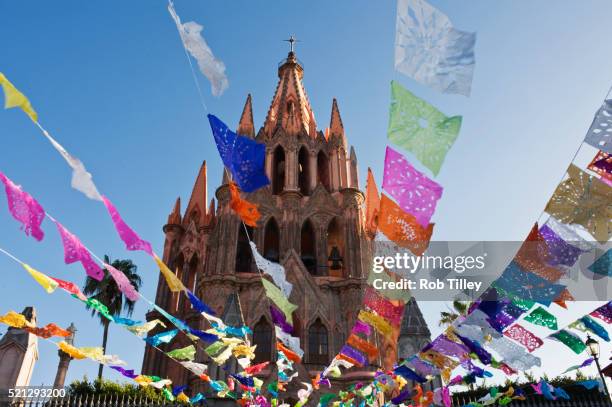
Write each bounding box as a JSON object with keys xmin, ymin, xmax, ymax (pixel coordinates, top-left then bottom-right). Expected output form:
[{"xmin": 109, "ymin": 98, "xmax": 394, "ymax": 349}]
[
  {"xmin": 0, "ymin": 307, "xmax": 38, "ymax": 390},
  {"xmin": 143, "ymin": 48, "xmax": 434, "ymax": 398}
]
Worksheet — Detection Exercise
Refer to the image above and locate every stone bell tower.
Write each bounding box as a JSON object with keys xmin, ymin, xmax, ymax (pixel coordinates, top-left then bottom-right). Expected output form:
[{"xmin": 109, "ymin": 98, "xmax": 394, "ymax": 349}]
[
  {"xmin": 144, "ymin": 46, "xmax": 433, "ymax": 399},
  {"xmin": 199, "ymin": 48, "xmax": 384, "ymax": 390}
]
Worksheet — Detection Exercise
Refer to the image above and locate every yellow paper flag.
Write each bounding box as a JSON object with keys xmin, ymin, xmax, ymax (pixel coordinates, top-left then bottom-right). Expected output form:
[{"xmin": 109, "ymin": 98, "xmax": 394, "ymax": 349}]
[
  {"xmin": 22, "ymin": 263, "xmax": 58, "ymax": 294},
  {"xmin": 261, "ymin": 278, "xmax": 297, "ymax": 324},
  {"xmin": 57, "ymin": 341, "xmax": 87, "ymax": 359},
  {"xmin": 0, "ymin": 73, "xmax": 38, "ymax": 122},
  {"xmin": 154, "ymin": 255, "xmax": 186, "ymax": 292},
  {"xmin": 0, "ymin": 310, "xmax": 34, "ymax": 328}
]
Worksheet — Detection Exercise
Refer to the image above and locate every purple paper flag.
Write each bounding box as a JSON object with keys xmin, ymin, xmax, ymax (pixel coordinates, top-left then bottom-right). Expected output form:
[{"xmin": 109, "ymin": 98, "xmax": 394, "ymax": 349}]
[
  {"xmin": 55, "ymin": 221, "xmax": 104, "ymax": 281},
  {"xmin": 351, "ymin": 320, "xmax": 372, "ymax": 336},
  {"xmin": 539, "ymin": 224, "xmax": 585, "ymax": 267},
  {"xmin": 0, "ymin": 172, "xmax": 45, "ymax": 241},
  {"xmin": 382, "ymin": 146, "xmax": 443, "ymax": 227},
  {"xmin": 102, "ymin": 196, "xmax": 153, "ymax": 256},
  {"xmin": 269, "ymin": 305, "xmax": 293, "ymax": 334},
  {"xmin": 110, "ymin": 365, "xmax": 138, "ymax": 379},
  {"xmin": 340, "ymin": 345, "xmax": 368, "ymax": 366}
]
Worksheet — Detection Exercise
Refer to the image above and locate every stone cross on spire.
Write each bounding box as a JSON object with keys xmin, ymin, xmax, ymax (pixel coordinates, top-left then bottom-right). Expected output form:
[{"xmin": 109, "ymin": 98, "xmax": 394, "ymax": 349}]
[{"xmin": 284, "ymin": 35, "xmax": 300, "ymax": 53}]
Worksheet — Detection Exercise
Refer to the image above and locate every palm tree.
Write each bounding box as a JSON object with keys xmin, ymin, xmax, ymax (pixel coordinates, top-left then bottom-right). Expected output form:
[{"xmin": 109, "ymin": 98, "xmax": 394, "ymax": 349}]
[
  {"xmin": 438, "ymin": 300, "xmax": 471, "ymax": 327},
  {"xmin": 83, "ymin": 255, "xmax": 142, "ymax": 380}
]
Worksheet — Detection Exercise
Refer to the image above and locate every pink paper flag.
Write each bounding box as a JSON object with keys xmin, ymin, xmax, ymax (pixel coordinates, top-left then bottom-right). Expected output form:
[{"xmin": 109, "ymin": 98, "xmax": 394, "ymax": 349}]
[
  {"xmin": 504, "ymin": 324, "xmax": 543, "ymax": 353},
  {"xmin": 0, "ymin": 172, "xmax": 45, "ymax": 241},
  {"xmin": 382, "ymin": 147, "xmax": 443, "ymax": 227},
  {"xmin": 102, "ymin": 196, "xmax": 153, "ymax": 256},
  {"xmin": 54, "ymin": 221, "xmax": 104, "ymax": 281},
  {"xmin": 104, "ymin": 262, "xmax": 139, "ymax": 302}
]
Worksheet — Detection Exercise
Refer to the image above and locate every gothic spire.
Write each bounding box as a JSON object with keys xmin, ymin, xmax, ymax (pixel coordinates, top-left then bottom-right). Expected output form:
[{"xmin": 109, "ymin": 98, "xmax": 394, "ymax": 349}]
[
  {"xmin": 237, "ymin": 94, "xmax": 255, "ymax": 138},
  {"xmin": 167, "ymin": 197, "xmax": 182, "ymax": 225},
  {"xmin": 184, "ymin": 161, "xmax": 208, "ymax": 225},
  {"xmin": 400, "ymin": 298, "xmax": 431, "ymax": 337},
  {"xmin": 329, "ymin": 98, "xmax": 344, "ymax": 137},
  {"xmin": 262, "ymin": 50, "xmax": 317, "ymax": 138}
]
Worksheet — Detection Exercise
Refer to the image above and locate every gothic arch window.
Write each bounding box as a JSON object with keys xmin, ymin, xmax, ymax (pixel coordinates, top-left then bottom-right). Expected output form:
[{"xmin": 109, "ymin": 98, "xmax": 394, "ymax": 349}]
[
  {"xmin": 272, "ymin": 146, "xmax": 285, "ymax": 195},
  {"xmin": 252, "ymin": 318, "xmax": 273, "ymax": 363},
  {"xmin": 235, "ymin": 225, "xmax": 254, "ymax": 273},
  {"xmin": 317, "ymin": 151, "xmax": 330, "ymax": 192},
  {"xmin": 308, "ymin": 318, "xmax": 329, "ymax": 364},
  {"xmin": 298, "ymin": 146, "xmax": 310, "ymax": 196},
  {"xmin": 300, "ymin": 219, "xmax": 317, "ymax": 275},
  {"xmin": 326, "ymin": 218, "xmax": 344, "ymax": 276},
  {"xmin": 264, "ymin": 217, "xmax": 280, "ymax": 262}
]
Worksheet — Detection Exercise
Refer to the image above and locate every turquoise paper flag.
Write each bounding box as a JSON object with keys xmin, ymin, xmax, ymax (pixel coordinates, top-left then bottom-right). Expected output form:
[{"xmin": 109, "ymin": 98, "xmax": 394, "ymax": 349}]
[
  {"xmin": 144, "ymin": 329, "xmax": 179, "ymax": 347},
  {"xmin": 388, "ymin": 81, "xmax": 462, "ymax": 175}
]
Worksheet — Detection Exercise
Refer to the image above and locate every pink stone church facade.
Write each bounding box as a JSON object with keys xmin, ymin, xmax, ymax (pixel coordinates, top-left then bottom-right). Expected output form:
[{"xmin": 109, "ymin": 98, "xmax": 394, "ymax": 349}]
[{"xmin": 141, "ymin": 50, "xmax": 434, "ymax": 399}]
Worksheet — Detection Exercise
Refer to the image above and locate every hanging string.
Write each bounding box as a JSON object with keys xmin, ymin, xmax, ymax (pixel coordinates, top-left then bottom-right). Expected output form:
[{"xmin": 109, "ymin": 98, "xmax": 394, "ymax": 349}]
[
  {"xmin": 535, "ymin": 82, "xmax": 612, "ymax": 229},
  {"xmin": 167, "ymin": 0, "xmax": 208, "ymax": 113}
]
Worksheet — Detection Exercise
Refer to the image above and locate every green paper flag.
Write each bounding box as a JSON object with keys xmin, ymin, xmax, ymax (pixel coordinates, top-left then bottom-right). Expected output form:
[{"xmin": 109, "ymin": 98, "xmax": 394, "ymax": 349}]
[
  {"xmin": 205, "ymin": 341, "xmax": 226, "ymax": 357},
  {"xmin": 261, "ymin": 279, "xmax": 297, "ymax": 324},
  {"xmin": 551, "ymin": 330, "xmax": 587, "ymax": 354},
  {"xmin": 387, "ymin": 80, "xmax": 462, "ymax": 175},
  {"xmin": 166, "ymin": 344, "xmax": 196, "ymax": 361},
  {"xmin": 162, "ymin": 387, "xmax": 175, "ymax": 401},
  {"xmin": 85, "ymin": 298, "xmax": 115, "ymax": 322},
  {"xmin": 318, "ymin": 393, "xmax": 336, "ymax": 407},
  {"xmin": 525, "ymin": 307, "xmax": 558, "ymax": 330}
]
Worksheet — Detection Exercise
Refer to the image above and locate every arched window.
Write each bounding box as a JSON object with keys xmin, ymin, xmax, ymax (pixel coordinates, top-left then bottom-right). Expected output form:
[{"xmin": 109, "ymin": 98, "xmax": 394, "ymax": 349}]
[
  {"xmin": 235, "ymin": 225, "xmax": 254, "ymax": 273},
  {"xmin": 272, "ymin": 146, "xmax": 285, "ymax": 195},
  {"xmin": 298, "ymin": 146, "xmax": 310, "ymax": 196},
  {"xmin": 308, "ymin": 319, "xmax": 329, "ymax": 364},
  {"xmin": 317, "ymin": 151, "xmax": 330, "ymax": 192},
  {"xmin": 264, "ymin": 218, "xmax": 280, "ymax": 262},
  {"xmin": 300, "ymin": 219, "xmax": 317, "ymax": 275},
  {"xmin": 326, "ymin": 218, "xmax": 344, "ymax": 276},
  {"xmin": 253, "ymin": 318, "xmax": 273, "ymax": 363}
]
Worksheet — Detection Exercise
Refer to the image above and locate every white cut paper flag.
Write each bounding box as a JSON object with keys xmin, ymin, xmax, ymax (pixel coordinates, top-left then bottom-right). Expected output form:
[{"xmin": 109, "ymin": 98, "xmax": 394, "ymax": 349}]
[
  {"xmin": 41, "ymin": 129, "xmax": 103, "ymax": 201},
  {"xmin": 250, "ymin": 242, "xmax": 293, "ymax": 297},
  {"xmin": 395, "ymin": 0, "xmax": 476, "ymax": 96},
  {"xmin": 168, "ymin": 2, "xmax": 229, "ymax": 97},
  {"xmin": 275, "ymin": 326, "xmax": 304, "ymax": 358}
]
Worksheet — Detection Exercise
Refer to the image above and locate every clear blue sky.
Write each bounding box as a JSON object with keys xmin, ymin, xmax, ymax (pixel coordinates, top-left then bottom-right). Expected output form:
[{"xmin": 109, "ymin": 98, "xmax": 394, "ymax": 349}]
[{"xmin": 0, "ymin": 0, "xmax": 610, "ymax": 388}]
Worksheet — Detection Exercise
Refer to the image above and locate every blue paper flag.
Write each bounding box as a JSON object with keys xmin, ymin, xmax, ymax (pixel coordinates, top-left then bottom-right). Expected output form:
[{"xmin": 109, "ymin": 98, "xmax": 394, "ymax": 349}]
[
  {"xmin": 588, "ymin": 249, "xmax": 612, "ymax": 277},
  {"xmin": 114, "ymin": 317, "xmax": 142, "ymax": 326},
  {"xmin": 208, "ymin": 114, "xmax": 269, "ymax": 192},
  {"xmin": 190, "ymin": 393, "xmax": 205, "ymax": 404},
  {"xmin": 144, "ymin": 329, "xmax": 179, "ymax": 346},
  {"xmin": 189, "ymin": 327, "xmax": 219, "ymax": 343},
  {"xmin": 187, "ymin": 289, "xmax": 216, "ymax": 316},
  {"xmin": 493, "ymin": 261, "xmax": 566, "ymax": 304},
  {"xmin": 580, "ymin": 316, "xmax": 610, "ymax": 342},
  {"xmin": 172, "ymin": 385, "xmax": 188, "ymax": 397},
  {"xmin": 394, "ymin": 365, "xmax": 426, "ymax": 383}
]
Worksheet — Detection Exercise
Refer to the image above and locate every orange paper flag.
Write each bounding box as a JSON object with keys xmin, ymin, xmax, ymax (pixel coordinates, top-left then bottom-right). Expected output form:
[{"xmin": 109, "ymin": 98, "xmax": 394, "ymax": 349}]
[
  {"xmin": 229, "ymin": 182, "xmax": 261, "ymax": 227},
  {"xmin": 365, "ymin": 168, "xmax": 381, "ymax": 237},
  {"xmin": 25, "ymin": 323, "xmax": 71, "ymax": 339},
  {"xmin": 276, "ymin": 341, "xmax": 301, "ymax": 363},
  {"xmin": 346, "ymin": 333, "xmax": 378, "ymax": 361},
  {"xmin": 378, "ymin": 194, "xmax": 434, "ymax": 255},
  {"xmin": 514, "ymin": 224, "xmax": 565, "ymax": 282}
]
